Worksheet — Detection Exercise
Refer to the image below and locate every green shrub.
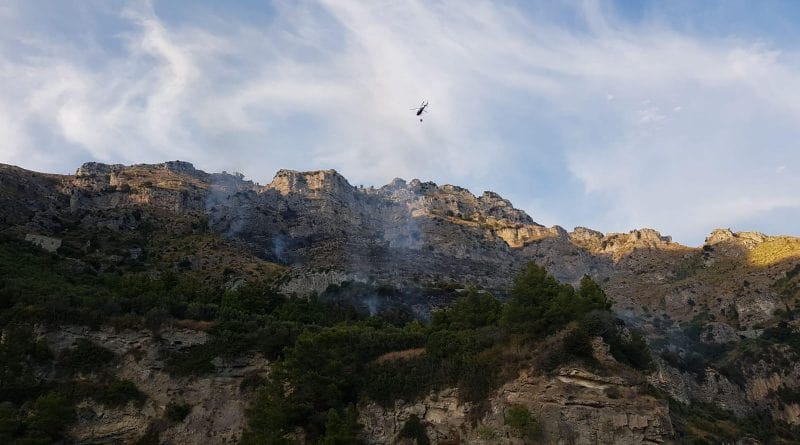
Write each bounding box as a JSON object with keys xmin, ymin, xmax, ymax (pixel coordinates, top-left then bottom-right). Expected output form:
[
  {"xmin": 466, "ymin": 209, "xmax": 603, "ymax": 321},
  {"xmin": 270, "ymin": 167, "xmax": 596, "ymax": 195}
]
[
  {"xmin": 502, "ymin": 263, "xmax": 572, "ymax": 335},
  {"xmin": 163, "ymin": 343, "xmax": 219, "ymax": 376},
  {"xmin": 667, "ymin": 399, "xmax": 800, "ymax": 443},
  {"xmin": 613, "ymin": 331, "xmax": 653, "ymax": 370},
  {"xmin": 476, "ymin": 425, "xmax": 498, "ymax": 440},
  {"xmin": 364, "ymin": 356, "xmax": 451, "ymax": 406},
  {"xmin": 431, "ymin": 289, "xmax": 502, "ymax": 331},
  {"xmin": 165, "ymin": 402, "xmax": 192, "ymax": 422},
  {"xmin": 542, "ymin": 350, "xmax": 571, "ymax": 372},
  {"xmin": 504, "ymin": 404, "xmax": 541, "ymax": 440},
  {"xmin": 245, "ymin": 324, "xmax": 423, "ymax": 443},
  {"xmin": 458, "ymin": 354, "xmax": 500, "ymax": 403},
  {"xmin": 58, "ymin": 339, "xmax": 116, "ymax": 375},
  {"xmin": 321, "ymin": 406, "xmax": 362, "ymax": 445},
  {"xmin": 563, "ymin": 326, "xmax": 593, "ymax": 359},
  {"xmin": 580, "ymin": 311, "xmax": 652, "ymax": 371},
  {"xmin": 0, "ymin": 324, "xmax": 51, "ymax": 402},
  {"xmin": 94, "ymin": 379, "xmax": 146, "ymax": 407},
  {"xmin": 26, "ymin": 391, "xmax": 76, "ymax": 441},
  {"xmin": 761, "ymin": 322, "xmax": 800, "ymax": 355},
  {"xmin": 773, "ymin": 386, "xmax": 800, "ymax": 407}
]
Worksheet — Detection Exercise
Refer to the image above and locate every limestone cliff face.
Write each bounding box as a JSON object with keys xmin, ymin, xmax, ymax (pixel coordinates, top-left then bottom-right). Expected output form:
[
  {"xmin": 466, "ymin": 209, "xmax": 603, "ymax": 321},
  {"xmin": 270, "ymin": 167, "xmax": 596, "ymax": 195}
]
[
  {"xmin": 68, "ymin": 161, "xmax": 225, "ymax": 213},
  {"xmin": 357, "ymin": 338, "xmax": 676, "ymax": 445},
  {"xmin": 7, "ymin": 160, "xmax": 799, "ymax": 312},
  {"xmin": 40, "ymin": 325, "xmax": 267, "ymax": 445},
  {"xmin": 22, "ymin": 162, "xmax": 705, "ymax": 289},
  {"xmin": 267, "ymin": 169, "xmax": 358, "ymax": 199},
  {"xmin": 360, "ymin": 367, "xmax": 672, "ymax": 445},
  {"xmin": 206, "ymin": 168, "xmax": 544, "ymax": 288}
]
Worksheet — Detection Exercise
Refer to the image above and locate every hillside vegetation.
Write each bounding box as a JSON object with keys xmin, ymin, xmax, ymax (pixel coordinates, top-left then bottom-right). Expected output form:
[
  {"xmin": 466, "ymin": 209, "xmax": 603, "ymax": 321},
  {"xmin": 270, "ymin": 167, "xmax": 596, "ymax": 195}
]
[{"xmin": 2, "ymin": 162, "xmax": 800, "ymax": 444}]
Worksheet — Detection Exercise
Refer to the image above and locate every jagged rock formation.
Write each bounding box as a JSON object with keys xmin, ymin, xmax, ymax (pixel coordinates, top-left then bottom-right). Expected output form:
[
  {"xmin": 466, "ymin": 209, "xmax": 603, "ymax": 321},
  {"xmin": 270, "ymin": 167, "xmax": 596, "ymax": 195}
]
[{"xmin": 7, "ymin": 161, "xmax": 705, "ymax": 289}]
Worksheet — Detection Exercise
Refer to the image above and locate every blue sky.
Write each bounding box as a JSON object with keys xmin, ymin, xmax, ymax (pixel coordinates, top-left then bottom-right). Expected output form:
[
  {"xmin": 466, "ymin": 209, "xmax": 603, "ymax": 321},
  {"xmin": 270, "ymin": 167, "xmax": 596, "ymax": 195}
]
[{"xmin": 1, "ymin": 0, "xmax": 799, "ymax": 245}]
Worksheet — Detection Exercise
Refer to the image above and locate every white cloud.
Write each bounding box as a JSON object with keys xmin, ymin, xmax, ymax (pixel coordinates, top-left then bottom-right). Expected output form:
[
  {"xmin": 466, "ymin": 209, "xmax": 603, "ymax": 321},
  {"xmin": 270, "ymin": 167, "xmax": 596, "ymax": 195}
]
[
  {"xmin": 637, "ymin": 107, "xmax": 667, "ymax": 125},
  {"xmin": 0, "ymin": 0, "xmax": 798, "ymax": 244}
]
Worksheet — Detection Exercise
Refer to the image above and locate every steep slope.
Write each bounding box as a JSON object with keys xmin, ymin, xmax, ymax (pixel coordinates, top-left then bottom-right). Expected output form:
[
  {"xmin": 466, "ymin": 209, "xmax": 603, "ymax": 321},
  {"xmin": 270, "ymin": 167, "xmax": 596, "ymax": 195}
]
[{"xmin": 1, "ymin": 161, "xmax": 799, "ymax": 444}]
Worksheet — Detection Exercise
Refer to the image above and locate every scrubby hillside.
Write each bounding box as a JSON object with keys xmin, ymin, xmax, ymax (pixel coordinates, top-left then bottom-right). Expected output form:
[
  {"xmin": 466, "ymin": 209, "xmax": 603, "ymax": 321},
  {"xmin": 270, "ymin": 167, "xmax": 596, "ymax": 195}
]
[{"xmin": 1, "ymin": 161, "xmax": 799, "ymax": 444}]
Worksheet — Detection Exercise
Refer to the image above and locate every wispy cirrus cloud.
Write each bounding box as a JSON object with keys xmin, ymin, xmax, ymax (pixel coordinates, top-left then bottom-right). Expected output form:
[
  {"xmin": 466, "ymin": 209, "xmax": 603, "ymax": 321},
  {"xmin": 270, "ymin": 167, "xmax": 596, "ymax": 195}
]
[{"xmin": 0, "ymin": 0, "xmax": 798, "ymax": 244}]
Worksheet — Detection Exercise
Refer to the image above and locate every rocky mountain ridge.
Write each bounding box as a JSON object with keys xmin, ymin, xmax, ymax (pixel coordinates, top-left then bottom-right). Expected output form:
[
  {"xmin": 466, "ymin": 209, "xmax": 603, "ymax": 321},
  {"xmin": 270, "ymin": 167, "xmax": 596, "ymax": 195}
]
[
  {"xmin": 40, "ymin": 161, "xmax": 686, "ymax": 280},
  {"xmin": 6, "ymin": 160, "xmax": 799, "ymax": 349}
]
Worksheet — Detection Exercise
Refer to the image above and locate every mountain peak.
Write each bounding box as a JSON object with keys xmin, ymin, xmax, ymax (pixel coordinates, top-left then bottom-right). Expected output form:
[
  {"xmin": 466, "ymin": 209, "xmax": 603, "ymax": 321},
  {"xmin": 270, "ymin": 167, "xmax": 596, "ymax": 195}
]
[
  {"xmin": 267, "ymin": 169, "xmax": 354, "ymax": 196},
  {"xmin": 76, "ymin": 160, "xmax": 200, "ymax": 177}
]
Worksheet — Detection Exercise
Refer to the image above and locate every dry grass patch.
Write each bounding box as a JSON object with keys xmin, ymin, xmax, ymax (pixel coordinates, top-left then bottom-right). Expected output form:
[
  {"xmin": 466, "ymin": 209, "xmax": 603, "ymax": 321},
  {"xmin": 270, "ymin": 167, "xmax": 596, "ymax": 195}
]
[
  {"xmin": 749, "ymin": 237, "xmax": 800, "ymax": 267},
  {"xmin": 373, "ymin": 348, "xmax": 426, "ymax": 364}
]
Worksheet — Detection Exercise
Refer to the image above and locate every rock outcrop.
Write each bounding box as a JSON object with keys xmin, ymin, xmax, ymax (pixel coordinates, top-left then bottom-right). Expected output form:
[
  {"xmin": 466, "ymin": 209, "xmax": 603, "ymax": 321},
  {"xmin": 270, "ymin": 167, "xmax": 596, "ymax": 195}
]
[
  {"xmin": 41, "ymin": 325, "xmax": 267, "ymax": 445},
  {"xmin": 360, "ymin": 367, "xmax": 673, "ymax": 445}
]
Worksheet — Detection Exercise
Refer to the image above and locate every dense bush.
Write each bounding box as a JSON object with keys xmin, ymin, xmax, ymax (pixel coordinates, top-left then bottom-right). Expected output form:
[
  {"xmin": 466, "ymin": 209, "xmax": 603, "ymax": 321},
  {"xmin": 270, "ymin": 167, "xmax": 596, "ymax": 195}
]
[
  {"xmin": 320, "ymin": 406, "xmax": 362, "ymax": 445},
  {"xmin": 504, "ymin": 404, "xmax": 541, "ymax": 440},
  {"xmin": 27, "ymin": 392, "xmax": 76, "ymax": 439},
  {"xmin": 363, "ymin": 355, "xmax": 453, "ymax": 406},
  {"xmin": 244, "ymin": 323, "xmax": 423, "ymax": 443},
  {"xmin": 163, "ymin": 343, "xmax": 219, "ymax": 376},
  {"xmin": 669, "ymin": 399, "xmax": 800, "ymax": 444},
  {"xmin": 563, "ymin": 326, "xmax": 593, "ymax": 359},
  {"xmin": 0, "ymin": 324, "xmax": 51, "ymax": 402},
  {"xmin": 165, "ymin": 402, "xmax": 192, "ymax": 422},
  {"xmin": 0, "ymin": 391, "xmax": 77, "ymax": 445},
  {"xmin": 58, "ymin": 339, "xmax": 116, "ymax": 375},
  {"xmin": 431, "ymin": 289, "xmax": 502, "ymax": 330},
  {"xmin": 0, "ymin": 235, "xmax": 221, "ymax": 327},
  {"xmin": 502, "ymin": 265, "xmax": 611, "ymax": 337},
  {"xmin": 582, "ymin": 310, "xmax": 652, "ymax": 371},
  {"xmin": 761, "ymin": 321, "xmax": 800, "ymax": 355},
  {"xmin": 96, "ymin": 379, "xmax": 146, "ymax": 407}
]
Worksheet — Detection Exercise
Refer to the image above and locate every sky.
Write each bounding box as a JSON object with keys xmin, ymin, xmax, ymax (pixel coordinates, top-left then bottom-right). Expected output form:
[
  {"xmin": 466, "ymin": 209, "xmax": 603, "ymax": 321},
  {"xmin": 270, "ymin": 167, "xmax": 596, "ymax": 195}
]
[{"xmin": 1, "ymin": 0, "xmax": 799, "ymax": 245}]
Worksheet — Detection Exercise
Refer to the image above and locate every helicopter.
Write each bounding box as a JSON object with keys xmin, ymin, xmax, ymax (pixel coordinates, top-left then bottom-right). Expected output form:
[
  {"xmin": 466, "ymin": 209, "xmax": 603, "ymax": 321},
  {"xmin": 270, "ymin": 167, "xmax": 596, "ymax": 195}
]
[{"xmin": 410, "ymin": 100, "xmax": 429, "ymax": 122}]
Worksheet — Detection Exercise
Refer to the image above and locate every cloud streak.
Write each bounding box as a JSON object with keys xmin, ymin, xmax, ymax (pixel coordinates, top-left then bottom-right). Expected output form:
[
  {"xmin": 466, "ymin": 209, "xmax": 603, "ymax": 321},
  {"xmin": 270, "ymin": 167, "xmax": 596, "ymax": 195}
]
[{"xmin": 0, "ymin": 0, "xmax": 798, "ymax": 244}]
